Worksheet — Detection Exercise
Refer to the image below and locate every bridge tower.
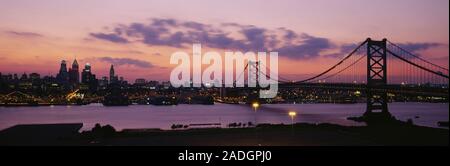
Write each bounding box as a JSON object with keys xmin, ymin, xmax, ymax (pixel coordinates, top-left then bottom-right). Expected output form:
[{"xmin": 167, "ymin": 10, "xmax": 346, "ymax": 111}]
[
  {"xmin": 220, "ymin": 81, "xmax": 226, "ymax": 100},
  {"xmin": 247, "ymin": 60, "xmax": 261, "ymax": 104},
  {"xmin": 365, "ymin": 38, "xmax": 392, "ymax": 119}
]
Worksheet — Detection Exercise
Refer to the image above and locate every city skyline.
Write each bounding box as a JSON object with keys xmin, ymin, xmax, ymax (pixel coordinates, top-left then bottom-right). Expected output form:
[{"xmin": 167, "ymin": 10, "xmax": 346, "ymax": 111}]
[{"xmin": 0, "ymin": 0, "xmax": 449, "ymax": 82}]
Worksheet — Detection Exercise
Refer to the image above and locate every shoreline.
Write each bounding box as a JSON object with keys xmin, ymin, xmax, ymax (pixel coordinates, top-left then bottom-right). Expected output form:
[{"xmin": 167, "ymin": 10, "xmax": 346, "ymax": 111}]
[
  {"xmin": 1, "ymin": 101, "xmax": 449, "ymax": 107},
  {"xmin": 0, "ymin": 122, "xmax": 447, "ymax": 146}
]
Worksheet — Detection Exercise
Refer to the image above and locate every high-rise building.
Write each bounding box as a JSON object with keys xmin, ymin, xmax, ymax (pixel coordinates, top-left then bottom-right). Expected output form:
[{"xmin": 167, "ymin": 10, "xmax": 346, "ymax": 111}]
[
  {"xmin": 110, "ymin": 64, "xmax": 115, "ymax": 82},
  {"xmin": 80, "ymin": 63, "xmax": 98, "ymax": 92},
  {"xmin": 68, "ymin": 59, "xmax": 80, "ymax": 84},
  {"xmin": 109, "ymin": 64, "xmax": 119, "ymax": 84},
  {"xmin": 56, "ymin": 60, "xmax": 69, "ymax": 83},
  {"xmin": 85, "ymin": 63, "xmax": 91, "ymax": 72},
  {"xmin": 81, "ymin": 63, "xmax": 92, "ymax": 84}
]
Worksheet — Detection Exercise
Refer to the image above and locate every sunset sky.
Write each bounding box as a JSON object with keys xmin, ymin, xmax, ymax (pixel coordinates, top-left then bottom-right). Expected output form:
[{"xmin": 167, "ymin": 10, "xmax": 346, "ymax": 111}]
[{"xmin": 0, "ymin": 0, "xmax": 448, "ymax": 82}]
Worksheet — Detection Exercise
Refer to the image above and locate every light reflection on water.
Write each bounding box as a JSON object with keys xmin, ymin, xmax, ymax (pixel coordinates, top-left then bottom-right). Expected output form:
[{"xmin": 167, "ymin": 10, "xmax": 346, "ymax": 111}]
[{"xmin": 0, "ymin": 102, "xmax": 447, "ymax": 131}]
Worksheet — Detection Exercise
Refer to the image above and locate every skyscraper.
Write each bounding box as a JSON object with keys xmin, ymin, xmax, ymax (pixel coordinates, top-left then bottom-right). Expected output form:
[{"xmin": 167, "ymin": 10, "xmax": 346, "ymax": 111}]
[
  {"xmin": 109, "ymin": 64, "xmax": 118, "ymax": 84},
  {"xmin": 85, "ymin": 63, "xmax": 91, "ymax": 72},
  {"xmin": 81, "ymin": 63, "xmax": 92, "ymax": 84},
  {"xmin": 69, "ymin": 59, "xmax": 80, "ymax": 84},
  {"xmin": 56, "ymin": 60, "xmax": 69, "ymax": 83},
  {"xmin": 80, "ymin": 63, "xmax": 98, "ymax": 92},
  {"xmin": 110, "ymin": 64, "xmax": 114, "ymax": 81}
]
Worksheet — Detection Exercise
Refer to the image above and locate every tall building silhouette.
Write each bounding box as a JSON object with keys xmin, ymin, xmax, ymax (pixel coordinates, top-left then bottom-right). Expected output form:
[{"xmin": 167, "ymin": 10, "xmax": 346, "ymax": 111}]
[
  {"xmin": 81, "ymin": 63, "xmax": 92, "ymax": 84},
  {"xmin": 81, "ymin": 63, "xmax": 98, "ymax": 91},
  {"xmin": 109, "ymin": 64, "xmax": 118, "ymax": 83},
  {"xmin": 69, "ymin": 59, "xmax": 80, "ymax": 84},
  {"xmin": 56, "ymin": 60, "xmax": 69, "ymax": 83}
]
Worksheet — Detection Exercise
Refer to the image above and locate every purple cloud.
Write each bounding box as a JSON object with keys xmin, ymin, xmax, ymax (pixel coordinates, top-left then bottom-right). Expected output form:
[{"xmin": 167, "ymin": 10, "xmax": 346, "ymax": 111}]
[
  {"xmin": 89, "ymin": 18, "xmax": 338, "ymax": 59},
  {"xmin": 98, "ymin": 57, "xmax": 153, "ymax": 68},
  {"xmin": 90, "ymin": 33, "xmax": 129, "ymax": 43},
  {"xmin": 90, "ymin": 19, "xmax": 445, "ymax": 61},
  {"xmin": 277, "ymin": 34, "xmax": 334, "ymax": 59},
  {"xmin": 397, "ymin": 42, "xmax": 442, "ymax": 54},
  {"xmin": 5, "ymin": 31, "xmax": 43, "ymax": 38},
  {"xmin": 151, "ymin": 18, "xmax": 177, "ymax": 27},
  {"xmin": 241, "ymin": 27, "xmax": 267, "ymax": 51}
]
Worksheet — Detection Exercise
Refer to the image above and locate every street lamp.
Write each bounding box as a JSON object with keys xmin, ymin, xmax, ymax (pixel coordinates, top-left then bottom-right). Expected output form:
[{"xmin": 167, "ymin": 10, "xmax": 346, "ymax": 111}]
[
  {"xmin": 288, "ymin": 111, "xmax": 297, "ymax": 129},
  {"xmin": 252, "ymin": 102, "xmax": 260, "ymax": 111},
  {"xmin": 252, "ymin": 102, "xmax": 260, "ymax": 126}
]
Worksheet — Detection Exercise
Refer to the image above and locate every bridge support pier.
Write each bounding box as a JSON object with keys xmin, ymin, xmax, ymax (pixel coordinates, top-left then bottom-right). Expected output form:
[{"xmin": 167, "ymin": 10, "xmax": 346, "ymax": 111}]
[
  {"xmin": 246, "ymin": 60, "xmax": 262, "ymax": 104},
  {"xmin": 364, "ymin": 38, "xmax": 393, "ymax": 121}
]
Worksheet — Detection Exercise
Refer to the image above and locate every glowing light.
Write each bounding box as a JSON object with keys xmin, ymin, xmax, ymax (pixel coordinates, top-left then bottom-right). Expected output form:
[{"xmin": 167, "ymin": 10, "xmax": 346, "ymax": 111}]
[
  {"xmin": 288, "ymin": 111, "xmax": 297, "ymax": 129},
  {"xmin": 252, "ymin": 102, "xmax": 260, "ymax": 109},
  {"xmin": 288, "ymin": 111, "xmax": 297, "ymax": 117}
]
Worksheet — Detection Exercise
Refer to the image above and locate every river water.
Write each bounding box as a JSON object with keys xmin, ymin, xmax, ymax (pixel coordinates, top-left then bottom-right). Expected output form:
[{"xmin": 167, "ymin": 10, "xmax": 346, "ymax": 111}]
[{"xmin": 0, "ymin": 103, "xmax": 448, "ymax": 131}]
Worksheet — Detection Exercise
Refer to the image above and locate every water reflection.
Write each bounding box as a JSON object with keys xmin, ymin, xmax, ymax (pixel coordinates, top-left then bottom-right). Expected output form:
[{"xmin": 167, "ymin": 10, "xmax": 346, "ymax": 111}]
[{"xmin": 0, "ymin": 103, "xmax": 447, "ymax": 131}]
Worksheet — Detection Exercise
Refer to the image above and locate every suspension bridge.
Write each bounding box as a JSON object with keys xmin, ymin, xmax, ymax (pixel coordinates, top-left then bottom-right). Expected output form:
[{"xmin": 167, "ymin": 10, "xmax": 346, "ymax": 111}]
[{"xmin": 225, "ymin": 38, "xmax": 449, "ymax": 121}]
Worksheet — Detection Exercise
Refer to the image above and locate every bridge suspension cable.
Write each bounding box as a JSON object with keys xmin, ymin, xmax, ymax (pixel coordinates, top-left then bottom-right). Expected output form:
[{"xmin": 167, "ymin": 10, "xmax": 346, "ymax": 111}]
[
  {"xmin": 234, "ymin": 38, "xmax": 448, "ymax": 86},
  {"xmin": 314, "ymin": 54, "xmax": 367, "ymax": 82},
  {"xmin": 294, "ymin": 39, "xmax": 368, "ymax": 83},
  {"xmin": 387, "ymin": 40, "xmax": 449, "ymax": 71},
  {"xmin": 387, "ymin": 49, "xmax": 449, "ymax": 79},
  {"xmin": 259, "ymin": 62, "xmax": 292, "ymax": 83}
]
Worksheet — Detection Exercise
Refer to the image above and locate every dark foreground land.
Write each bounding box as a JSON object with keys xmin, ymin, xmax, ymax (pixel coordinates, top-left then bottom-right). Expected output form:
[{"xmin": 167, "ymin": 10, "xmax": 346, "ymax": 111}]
[{"xmin": 0, "ymin": 122, "xmax": 448, "ymax": 146}]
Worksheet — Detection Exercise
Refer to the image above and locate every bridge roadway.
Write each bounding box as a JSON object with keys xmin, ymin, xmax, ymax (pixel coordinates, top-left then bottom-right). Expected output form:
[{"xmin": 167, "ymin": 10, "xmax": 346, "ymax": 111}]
[{"xmin": 221, "ymin": 83, "xmax": 448, "ymax": 97}]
